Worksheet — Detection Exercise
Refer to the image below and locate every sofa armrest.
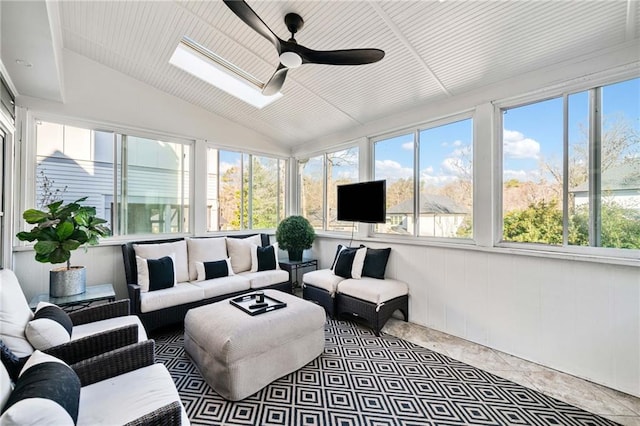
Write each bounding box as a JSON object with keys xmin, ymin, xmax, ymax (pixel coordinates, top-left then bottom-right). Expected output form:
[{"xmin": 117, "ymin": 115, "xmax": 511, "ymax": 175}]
[
  {"xmin": 72, "ymin": 339, "xmax": 155, "ymax": 387},
  {"xmin": 128, "ymin": 284, "xmax": 142, "ymax": 314},
  {"xmin": 43, "ymin": 324, "xmax": 139, "ymax": 365},
  {"xmin": 69, "ymin": 299, "xmax": 130, "ymax": 325},
  {"xmin": 123, "ymin": 401, "xmax": 183, "ymax": 426}
]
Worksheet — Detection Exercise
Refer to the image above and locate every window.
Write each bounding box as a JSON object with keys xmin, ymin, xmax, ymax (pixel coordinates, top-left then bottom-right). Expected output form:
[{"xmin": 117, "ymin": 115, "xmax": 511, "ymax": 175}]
[
  {"xmin": 35, "ymin": 120, "xmax": 191, "ymax": 236},
  {"xmin": 299, "ymin": 147, "xmax": 359, "ymax": 231},
  {"xmin": 374, "ymin": 118, "xmax": 473, "ymax": 238},
  {"xmin": 501, "ymin": 77, "xmax": 640, "ymax": 250},
  {"xmin": 207, "ymin": 148, "xmax": 285, "ymax": 231}
]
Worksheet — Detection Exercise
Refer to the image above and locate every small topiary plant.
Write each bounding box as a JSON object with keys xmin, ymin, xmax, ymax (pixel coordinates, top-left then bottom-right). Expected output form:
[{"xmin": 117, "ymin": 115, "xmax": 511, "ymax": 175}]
[{"xmin": 275, "ymin": 215, "xmax": 316, "ymax": 261}]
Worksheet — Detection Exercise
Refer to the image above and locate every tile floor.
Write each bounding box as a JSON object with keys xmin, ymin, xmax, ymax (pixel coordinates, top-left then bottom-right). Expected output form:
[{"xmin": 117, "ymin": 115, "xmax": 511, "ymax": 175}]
[{"xmin": 382, "ymin": 318, "xmax": 640, "ymax": 426}]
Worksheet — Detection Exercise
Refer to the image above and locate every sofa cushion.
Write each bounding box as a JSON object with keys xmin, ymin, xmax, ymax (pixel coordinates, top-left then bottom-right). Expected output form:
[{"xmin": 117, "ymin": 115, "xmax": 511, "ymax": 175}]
[
  {"xmin": 0, "ymin": 269, "xmax": 35, "ymax": 357},
  {"xmin": 334, "ymin": 246, "xmax": 367, "ymax": 279},
  {"xmin": 187, "ymin": 237, "xmax": 228, "ymax": 281},
  {"xmin": 191, "ymin": 275, "xmax": 251, "ymax": 299},
  {"xmin": 226, "ymin": 235, "xmax": 262, "ymax": 273},
  {"xmin": 196, "ymin": 259, "xmax": 234, "ymax": 281},
  {"xmin": 25, "ymin": 302, "xmax": 73, "ymax": 350},
  {"xmin": 362, "ymin": 247, "xmax": 391, "ymax": 279},
  {"xmin": 78, "ymin": 363, "xmax": 188, "ymax": 425},
  {"xmin": 250, "ymin": 243, "xmax": 279, "ymax": 272},
  {"xmin": 1, "ymin": 351, "xmax": 80, "ymax": 425},
  {"xmin": 136, "ymin": 254, "xmax": 177, "ymax": 293},
  {"xmin": 133, "ymin": 240, "xmax": 189, "ymax": 283},
  {"xmin": 71, "ymin": 316, "xmax": 148, "ymax": 343},
  {"xmin": 240, "ymin": 269, "xmax": 289, "ymax": 289},
  {"xmin": 337, "ymin": 277, "xmax": 409, "ymax": 305},
  {"xmin": 303, "ymin": 269, "xmax": 345, "ymax": 295},
  {"xmin": 139, "ymin": 283, "xmax": 204, "ymax": 314}
]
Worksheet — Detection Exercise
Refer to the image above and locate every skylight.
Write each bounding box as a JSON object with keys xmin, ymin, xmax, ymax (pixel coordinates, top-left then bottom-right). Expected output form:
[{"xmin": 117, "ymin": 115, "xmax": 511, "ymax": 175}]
[{"xmin": 169, "ymin": 37, "xmax": 282, "ymax": 109}]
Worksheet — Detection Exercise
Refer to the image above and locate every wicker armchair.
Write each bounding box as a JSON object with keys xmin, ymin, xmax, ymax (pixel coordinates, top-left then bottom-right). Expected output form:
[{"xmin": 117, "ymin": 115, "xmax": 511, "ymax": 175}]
[{"xmin": 0, "ymin": 269, "xmax": 146, "ymax": 363}]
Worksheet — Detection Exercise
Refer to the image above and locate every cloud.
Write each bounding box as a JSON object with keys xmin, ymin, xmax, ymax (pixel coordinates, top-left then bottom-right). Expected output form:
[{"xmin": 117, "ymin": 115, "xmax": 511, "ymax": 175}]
[
  {"xmin": 402, "ymin": 142, "xmax": 414, "ymax": 150},
  {"xmin": 503, "ymin": 169, "xmax": 540, "ymax": 181},
  {"xmin": 441, "ymin": 139, "xmax": 463, "ymax": 148},
  {"xmin": 375, "ymin": 159, "xmax": 413, "ymax": 180},
  {"xmin": 219, "ymin": 161, "xmax": 237, "ymax": 174},
  {"xmin": 503, "ymin": 130, "xmax": 540, "ymax": 159}
]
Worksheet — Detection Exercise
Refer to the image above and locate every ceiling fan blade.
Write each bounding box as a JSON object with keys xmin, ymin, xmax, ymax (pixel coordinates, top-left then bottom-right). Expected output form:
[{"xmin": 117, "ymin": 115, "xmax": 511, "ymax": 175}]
[
  {"xmin": 223, "ymin": 0, "xmax": 282, "ymax": 51},
  {"xmin": 298, "ymin": 47, "xmax": 385, "ymax": 66},
  {"xmin": 262, "ymin": 64, "xmax": 288, "ymax": 95}
]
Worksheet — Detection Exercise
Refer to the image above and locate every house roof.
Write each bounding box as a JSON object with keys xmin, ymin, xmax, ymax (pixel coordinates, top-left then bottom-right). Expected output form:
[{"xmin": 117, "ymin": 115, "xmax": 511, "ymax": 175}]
[
  {"xmin": 571, "ymin": 159, "xmax": 640, "ymax": 193},
  {"xmin": 388, "ymin": 194, "xmax": 467, "ymax": 215}
]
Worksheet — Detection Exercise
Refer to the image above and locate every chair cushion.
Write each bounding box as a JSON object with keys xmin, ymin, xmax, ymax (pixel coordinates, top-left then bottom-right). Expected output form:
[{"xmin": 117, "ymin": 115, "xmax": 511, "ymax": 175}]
[
  {"xmin": 0, "ymin": 269, "xmax": 35, "ymax": 357},
  {"xmin": 362, "ymin": 247, "xmax": 391, "ymax": 279},
  {"xmin": 78, "ymin": 363, "xmax": 188, "ymax": 425},
  {"xmin": 226, "ymin": 235, "xmax": 262, "ymax": 273},
  {"xmin": 239, "ymin": 269, "xmax": 289, "ymax": 289},
  {"xmin": 139, "ymin": 283, "xmax": 204, "ymax": 314},
  {"xmin": 25, "ymin": 302, "xmax": 73, "ymax": 350},
  {"xmin": 303, "ymin": 269, "xmax": 345, "ymax": 295},
  {"xmin": 334, "ymin": 246, "xmax": 367, "ymax": 279},
  {"xmin": 1, "ymin": 351, "xmax": 80, "ymax": 426},
  {"xmin": 191, "ymin": 275, "xmax": 251, "ymax": 299},
  {"xmin": 71, "ymin": 316, "xmax": 148, "ymax": 343},
  {"xmin": 133, "ymin": 240, "xmax": 189, "ymax": 283},
  {"xmin": 337, "ymin": 277, "xmax": 408, "ymax": 305},
  {"xmin": 187, "ymin": 237, "xmax": 228, "ymax": 281}
]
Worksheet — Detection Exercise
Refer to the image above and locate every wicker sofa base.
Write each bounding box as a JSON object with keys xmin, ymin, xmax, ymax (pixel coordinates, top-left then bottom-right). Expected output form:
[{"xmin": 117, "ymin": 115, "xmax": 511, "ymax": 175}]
[
  {"xmin": 134, "ymin": 281, "xmax": 292, "ymax": 332},
  {"xmin": 335, "ymin": 293, "xmax": 408, "ymax": 336},
  {"xmin": 302, "ymin": 284, "xmax": 335, "ymax": 318}
]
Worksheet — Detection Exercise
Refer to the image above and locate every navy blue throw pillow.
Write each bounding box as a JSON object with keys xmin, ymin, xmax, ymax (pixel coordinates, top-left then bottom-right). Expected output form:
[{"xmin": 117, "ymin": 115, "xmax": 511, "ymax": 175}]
[
  {"xmin": 256, "ymin": 245, "xmax": 277, "ymax": 271},
  {"xmin": 3, "ymin": 358, "xmax": 81, "ymax": 424},
  {"xmin": 33, "ymin": 305, "xmax": 73, "ymax": 337},
  {"xmin": 204, "ymin": 259, "xmax": 230, "ymax": 279},
  {"xmin": 362, "ymin": 247, "xmax": 391, "ymax": 279},
  {"xmin": 147, "ymin": 256, "xmax": 175, "ymax": 291},
  {"xmin": 0, "ymin": 339, "xmax": 26, "ymax": 382}
]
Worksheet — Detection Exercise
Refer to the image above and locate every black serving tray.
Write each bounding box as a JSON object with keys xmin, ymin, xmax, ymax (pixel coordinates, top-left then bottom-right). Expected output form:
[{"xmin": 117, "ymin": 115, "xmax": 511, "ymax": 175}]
[{"xmin": 230, "ymin": 292, "xmax": 287, "ymax": 316}]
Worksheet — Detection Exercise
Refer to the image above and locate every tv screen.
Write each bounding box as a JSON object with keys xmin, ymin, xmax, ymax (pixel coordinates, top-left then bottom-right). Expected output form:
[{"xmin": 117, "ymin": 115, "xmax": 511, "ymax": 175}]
[{"xmin": 337, "ymin": 180, "xmax": 386, "ymax": 223}]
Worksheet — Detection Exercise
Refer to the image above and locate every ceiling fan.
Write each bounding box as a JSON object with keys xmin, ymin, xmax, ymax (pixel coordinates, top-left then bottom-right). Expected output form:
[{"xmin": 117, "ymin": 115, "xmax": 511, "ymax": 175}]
[{"xmin": 223, "ymin": 0, "xmax": 385, "ymax": 96}]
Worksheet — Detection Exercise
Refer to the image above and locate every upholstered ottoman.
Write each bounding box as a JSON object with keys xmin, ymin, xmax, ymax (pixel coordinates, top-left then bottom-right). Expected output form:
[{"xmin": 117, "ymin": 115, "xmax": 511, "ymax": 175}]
[{"xmin": 184, "ymin": 289, "xmax": 326, "ymax": 401}]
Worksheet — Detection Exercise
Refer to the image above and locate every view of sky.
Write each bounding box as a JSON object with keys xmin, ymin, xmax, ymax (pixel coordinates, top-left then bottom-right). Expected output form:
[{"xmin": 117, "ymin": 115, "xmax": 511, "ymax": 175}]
[{"xmin": 373, "ymin": 77, "xmax": 639, "ymax": 187}]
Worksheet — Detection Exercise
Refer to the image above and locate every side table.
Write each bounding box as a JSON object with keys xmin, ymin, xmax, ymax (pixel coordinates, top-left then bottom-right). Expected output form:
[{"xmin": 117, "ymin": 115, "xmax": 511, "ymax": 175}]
[
  {"xmin": 278, "ymin": 258, "xmax": 318, "ymax": 290},
  {"xmin": 29, "ymin": 283, "xmax": 116, "ymax": 312}
]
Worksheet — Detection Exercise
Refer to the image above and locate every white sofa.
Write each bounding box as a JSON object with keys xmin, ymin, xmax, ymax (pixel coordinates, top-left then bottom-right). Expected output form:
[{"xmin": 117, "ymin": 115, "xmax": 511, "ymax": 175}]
[{"xmin": 122, "ymin": 233, "xmax": 290, "ymax": 332}]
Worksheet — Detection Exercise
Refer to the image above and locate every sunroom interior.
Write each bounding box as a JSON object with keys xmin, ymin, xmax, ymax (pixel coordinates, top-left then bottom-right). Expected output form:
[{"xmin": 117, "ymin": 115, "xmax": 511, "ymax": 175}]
[{"xmin": 0, "ymin": 0, "xmax": 638, "ymax": 407}]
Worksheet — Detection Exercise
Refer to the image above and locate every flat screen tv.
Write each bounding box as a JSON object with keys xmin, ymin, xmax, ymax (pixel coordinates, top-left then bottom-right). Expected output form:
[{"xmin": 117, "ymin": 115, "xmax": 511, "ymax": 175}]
[{"xmin": 337, "ymin": 180, "xmax": 386, "ymax": 223}]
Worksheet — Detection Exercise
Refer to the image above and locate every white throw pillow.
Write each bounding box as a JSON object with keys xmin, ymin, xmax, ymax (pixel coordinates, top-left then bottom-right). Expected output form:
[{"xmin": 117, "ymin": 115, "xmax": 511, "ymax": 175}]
[
  {"xmin": 136, "ymin": 253, "xmax": 177, "ymax": 293},
  {"xmin": 133, "ymin": 240, "xmax": 189, "ymax": 283},
  {"xmin": 0, "ymin": 269, "xmax": 35, "ymax": 357},
  {"xmin": 195, "ymin": 258, "xmax": 235, "ymax": 281},
  {"xmin": 226, "ymin": 235, "xmax": 262, "ymax": 273},
  {"xmin": 186, "ymin": 237, "xmax": 228, "ymax": 281},
  {"xmin": 24, "ymin": 302, "xmax": 73, "ymax": 351}
]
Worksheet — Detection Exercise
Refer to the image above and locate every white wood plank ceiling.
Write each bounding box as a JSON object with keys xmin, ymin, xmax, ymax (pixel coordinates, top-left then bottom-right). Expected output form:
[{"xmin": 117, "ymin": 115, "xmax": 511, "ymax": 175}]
[{"xmin": 54, "ymin": 0, "xmax": 638, "ymax": 148}]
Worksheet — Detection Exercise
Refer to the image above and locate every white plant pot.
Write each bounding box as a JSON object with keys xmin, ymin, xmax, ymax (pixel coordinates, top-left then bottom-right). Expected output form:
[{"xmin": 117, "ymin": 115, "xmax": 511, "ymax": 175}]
[{"xmin": 50, "ymin": 266, "xmax": 86, "ymax": 297}]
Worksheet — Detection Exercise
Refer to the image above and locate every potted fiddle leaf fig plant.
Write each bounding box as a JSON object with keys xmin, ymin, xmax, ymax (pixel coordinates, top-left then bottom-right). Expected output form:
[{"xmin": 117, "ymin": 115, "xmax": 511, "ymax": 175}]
[
  {"xmin": 275, "ymin": 215, "xmax": 316, "ymax": 261},
  {"xmin": 16, "ymin": 197, "xmax": 111, "ymax": 297}
]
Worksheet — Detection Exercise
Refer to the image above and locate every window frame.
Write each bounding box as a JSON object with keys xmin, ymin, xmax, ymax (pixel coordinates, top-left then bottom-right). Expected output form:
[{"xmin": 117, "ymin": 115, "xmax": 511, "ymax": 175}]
[
  {"xmin": 495, "ymin": 75, "xmax": 640, "ymax": 260},
  {"xmin": 370, "ymin": 112, "xmax": 475, "ymax": 243}
]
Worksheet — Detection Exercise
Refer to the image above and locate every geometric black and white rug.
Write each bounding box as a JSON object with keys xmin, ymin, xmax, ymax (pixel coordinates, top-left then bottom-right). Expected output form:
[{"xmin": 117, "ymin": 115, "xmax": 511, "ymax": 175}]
[{"xmin": 152, "ymin": 319, "xmax": 618, "ymax": 426}]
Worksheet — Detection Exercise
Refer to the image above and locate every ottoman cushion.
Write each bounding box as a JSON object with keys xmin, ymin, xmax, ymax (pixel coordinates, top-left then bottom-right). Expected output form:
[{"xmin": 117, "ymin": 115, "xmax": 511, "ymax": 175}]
[{"xmin": 184, "ymin": 290, "xmax": 325, "ymax": 401}]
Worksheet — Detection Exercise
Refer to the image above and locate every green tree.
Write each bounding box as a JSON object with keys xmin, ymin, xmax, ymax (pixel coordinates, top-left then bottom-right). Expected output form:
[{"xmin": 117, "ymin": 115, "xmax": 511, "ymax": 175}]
[{"xmin": 503, "ymin": 200, "xmax": 563, "ymax": 244}]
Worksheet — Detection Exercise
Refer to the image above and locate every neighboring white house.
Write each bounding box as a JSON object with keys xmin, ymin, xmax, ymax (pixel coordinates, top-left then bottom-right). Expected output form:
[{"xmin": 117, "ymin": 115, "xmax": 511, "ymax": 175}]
[
  {"xmin": 384, "ymin": 194, "xmax": 468, "ymax": 237},
  {"xmin": 571, "ymin": 159, "xmax": 640, "ymax": 210}
]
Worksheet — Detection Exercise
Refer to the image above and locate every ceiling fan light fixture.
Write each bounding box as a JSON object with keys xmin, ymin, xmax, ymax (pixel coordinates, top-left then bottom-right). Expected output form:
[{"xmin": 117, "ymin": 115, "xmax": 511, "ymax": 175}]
[
  {"xmin": 279, "ymin": 51, "xmax": 302, "ymax": 68},
  {"xmin": 169, "ymin": 37, "xmax": 282, "ymax": 108}
]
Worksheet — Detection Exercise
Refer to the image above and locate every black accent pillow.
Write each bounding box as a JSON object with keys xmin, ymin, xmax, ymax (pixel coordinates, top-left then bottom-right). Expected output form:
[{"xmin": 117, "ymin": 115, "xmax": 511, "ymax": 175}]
[
  {"xmin": 334, "ymin": 248, "xmax": 358, "ymax": 278},
  {"xmin": 204, "ymin": 259, "xmax": 230, "ymax": 279},
  {"xmin": 147, "ymin": 256, "xmax": 175, "ymax": 291},
  {"xmin": 362, "ymin": 247, "xmax": 391, "ymax": 279},
  {"xmin": 256, "ymin": 245, "xmax": 277, "ymax": 271},
  {"xmin": 2, "ymin": 352, "xmax": 81, "ymax": 424},
  {"xmin": 0, "ymin": 339, "xmax": 26, "ymax": 382},
  {"xmin": 34, "ymin": 305, "xmax": 73, "ymax": 336},
  {"xmin": 331, "ymin": 244, "xmax": 365, "ymax": 271}
]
